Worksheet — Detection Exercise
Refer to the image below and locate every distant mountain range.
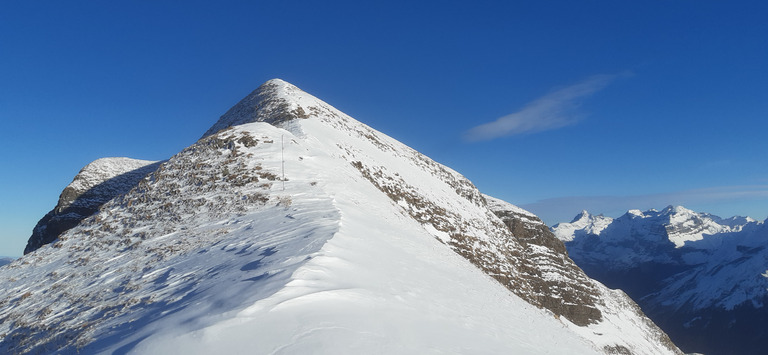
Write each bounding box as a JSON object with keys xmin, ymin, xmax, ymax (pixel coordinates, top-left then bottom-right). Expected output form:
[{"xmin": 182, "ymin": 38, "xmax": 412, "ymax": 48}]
[
  {"xmin": 553, "ymin": 206, "xmax": 768, "ymax": 355},
  {"xmin": 0, "ymin": 79, "xmax": 680, "ymax": 354}
]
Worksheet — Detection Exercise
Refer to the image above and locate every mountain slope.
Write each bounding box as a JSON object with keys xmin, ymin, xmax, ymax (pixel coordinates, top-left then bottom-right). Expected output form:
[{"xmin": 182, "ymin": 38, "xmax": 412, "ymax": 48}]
[
  {"xmin": 553, "ymin": 207, "xmax": 768, "ymax": 355},
  {"xmin": 1, "ymin": 79, "xmax": 679, "ymax": 354}
]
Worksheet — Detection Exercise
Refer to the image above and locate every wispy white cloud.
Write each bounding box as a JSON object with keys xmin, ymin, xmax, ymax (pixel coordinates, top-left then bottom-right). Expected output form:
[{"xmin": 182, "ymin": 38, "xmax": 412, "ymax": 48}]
[
  {"xmin": 520, "ymin": 185, "xmax": 768, "ymax": 225},
  {"xmin": 464, "ymin": 74, "xmax": 620, "ymax": 142}
]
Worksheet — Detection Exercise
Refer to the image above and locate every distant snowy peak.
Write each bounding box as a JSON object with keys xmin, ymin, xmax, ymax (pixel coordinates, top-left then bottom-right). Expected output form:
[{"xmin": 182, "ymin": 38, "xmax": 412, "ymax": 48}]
[
  {"xmin": 552, "ymin": 210, "xmax": 612, "ymax": 242},
  {"xmin": 659, "ymin": 205, "xmax": 754, "ymax": 247},
  {"xmin": 572, "ymin": 210, "xmax": 592, "ymax": 222},
  {"xmin": 554, "ymin": 205, "xmax": 754, "ymax": 248},
  {"xmin": 554, "ymin": 205, "xmax": 768, "ymax": 354},
  {"xmin": 662, "ymin": 206, "xmax": 733, "ymax": 247}
]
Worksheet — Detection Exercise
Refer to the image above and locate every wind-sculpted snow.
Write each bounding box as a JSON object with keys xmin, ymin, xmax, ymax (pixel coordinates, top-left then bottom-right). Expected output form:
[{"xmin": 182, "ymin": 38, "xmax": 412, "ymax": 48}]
[
  {"xmin": 553, "ymin": 207, "xmax": 768, "ymax": 354},
  {"xmin": 1, "ymin": 126, "xmax": 340, "ymax": 353},
  {"xmin": 1, "ymin": 79, "xmax": 681, "ymax": 354}
]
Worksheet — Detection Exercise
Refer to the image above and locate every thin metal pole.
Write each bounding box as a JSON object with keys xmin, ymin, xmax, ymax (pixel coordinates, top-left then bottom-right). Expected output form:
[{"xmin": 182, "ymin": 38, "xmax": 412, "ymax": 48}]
[{"xmin": 281, "ymin": 135, "xmax": 285, "ymax": 191}]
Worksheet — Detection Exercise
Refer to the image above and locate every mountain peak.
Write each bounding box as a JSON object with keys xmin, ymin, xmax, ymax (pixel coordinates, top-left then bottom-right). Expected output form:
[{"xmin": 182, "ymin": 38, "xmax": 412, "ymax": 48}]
[
  {"xmin": 571, "ymin": 210, "xmax": 592, "ymax": 223},
  {"xmin": 202, "ymin": 79, "xmax": 322, "ymax": 138},
  {"xmin": 660, "ymin": 205, "xmax": 694, "ymax": 216}
]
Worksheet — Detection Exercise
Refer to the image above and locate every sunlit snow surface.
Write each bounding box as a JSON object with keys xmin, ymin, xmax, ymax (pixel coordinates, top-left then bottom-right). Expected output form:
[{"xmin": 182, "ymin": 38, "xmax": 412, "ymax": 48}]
[{"xmin": 134, "ymin": 124, "xmax": 597, "ymax": 353}]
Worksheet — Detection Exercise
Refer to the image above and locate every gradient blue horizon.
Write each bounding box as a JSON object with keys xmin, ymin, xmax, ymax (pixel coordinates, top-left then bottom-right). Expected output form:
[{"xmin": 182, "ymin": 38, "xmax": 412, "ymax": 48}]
[{"xmin": 1, "ymin": 1, "xmax": 767, "ymax": 256}]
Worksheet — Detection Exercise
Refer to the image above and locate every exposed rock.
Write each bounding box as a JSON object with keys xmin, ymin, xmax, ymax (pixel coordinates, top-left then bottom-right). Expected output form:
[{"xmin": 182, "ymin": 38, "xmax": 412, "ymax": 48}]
[
  {"xmin": 484, "ymin": 195, "xmax": 602, "ymax": 326},
  {"xmin": 202, "ymin": 79, "xmax": 312, "ymax": 138}
]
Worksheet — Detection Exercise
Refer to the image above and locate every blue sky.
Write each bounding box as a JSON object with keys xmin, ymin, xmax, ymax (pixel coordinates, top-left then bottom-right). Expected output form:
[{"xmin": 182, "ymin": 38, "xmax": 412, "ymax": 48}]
[{"xmin": 1, "ymin": 1, "xmax": 767, "ymax": 256}]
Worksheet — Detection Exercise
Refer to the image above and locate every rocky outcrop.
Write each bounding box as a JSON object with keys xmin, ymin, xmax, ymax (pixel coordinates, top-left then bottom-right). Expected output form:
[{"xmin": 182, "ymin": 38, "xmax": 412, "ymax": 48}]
[
  {"xmin": 24, "ymin": 158, "xmax": 160, "ymax": 254},
  {"xmin": 484, "ymin": 195, "xmax": 603, "ymax": 326},
  {"xmin": 202, "ymin": 78, "xmax": 311, "ymax": 138}
]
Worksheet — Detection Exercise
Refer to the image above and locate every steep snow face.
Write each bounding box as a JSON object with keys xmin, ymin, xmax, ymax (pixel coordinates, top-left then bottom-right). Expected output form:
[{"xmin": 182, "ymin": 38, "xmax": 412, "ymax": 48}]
[
  {"xmin": 1, "ymin": 79, "xmax": 680, "ymax": 355},
  {"xmin": 24, "ymin": 157, "xmax": 161, "ymax": 254},
  {"xmin": 553, "ymin": 207, "xmax": 768, "ymax": 355}
]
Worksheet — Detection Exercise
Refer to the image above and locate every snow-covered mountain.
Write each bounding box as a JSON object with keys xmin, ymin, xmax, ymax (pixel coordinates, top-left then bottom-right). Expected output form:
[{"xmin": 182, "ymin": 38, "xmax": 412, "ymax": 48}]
[
  {"xmin": 553, "ymin": 206, "xmax": 768, "ymax": 355},
  {"xmin": 0, "ymin": 79, "xmax": 680, "ymax": 354}
]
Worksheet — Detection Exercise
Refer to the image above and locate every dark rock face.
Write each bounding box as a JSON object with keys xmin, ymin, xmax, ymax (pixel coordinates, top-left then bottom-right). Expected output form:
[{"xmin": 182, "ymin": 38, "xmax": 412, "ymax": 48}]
[
  {"xmin": 485, "ymin": 197, "xmax": 603, "ymax": 326},
  {"xmin": 24, "ymin": 159, "xmax": 161, "ymax": 254}
]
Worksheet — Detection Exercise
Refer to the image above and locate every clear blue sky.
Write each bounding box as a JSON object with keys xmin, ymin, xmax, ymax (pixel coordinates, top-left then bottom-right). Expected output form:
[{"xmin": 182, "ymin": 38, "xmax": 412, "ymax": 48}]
[{"xmin": 2, "ymin": 1, "xmax": 767, "ymax": 256}]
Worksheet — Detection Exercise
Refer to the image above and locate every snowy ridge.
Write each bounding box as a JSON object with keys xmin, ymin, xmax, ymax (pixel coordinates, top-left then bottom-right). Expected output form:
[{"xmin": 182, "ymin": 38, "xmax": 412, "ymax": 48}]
[
  {"xmin": 552, "ymin": 206, "xmax": 768, "ymax": 354},
  {"xmin": 1, "ymin": 79, "xmax": 680, "ymax": 354},
  {"xmin": 24, "ymin": 157, "xmax": 161, "ymax": 254}
]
